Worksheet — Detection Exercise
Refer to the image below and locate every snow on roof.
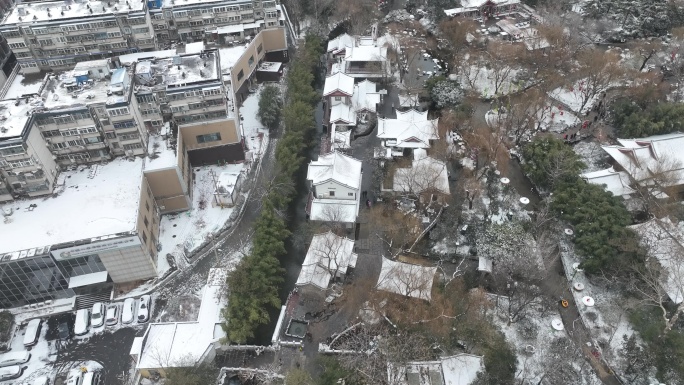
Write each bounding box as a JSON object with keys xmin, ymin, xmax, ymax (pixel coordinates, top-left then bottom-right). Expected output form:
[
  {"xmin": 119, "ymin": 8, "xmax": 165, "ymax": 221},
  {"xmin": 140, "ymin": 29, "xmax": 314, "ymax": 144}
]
[
  {"xmin": 257, "ymin": 62, "xmax": 282, "ymax": 73},
  {"xmin": 307, "ymin": 151, "xmax": 362, "ymax": 189},
  {"xmin": 2, "ymin": 74, "xmax": 44, "ymax": 100},
  {"xmin": 581, "ymin": 167, "xmax": 635, "ymax": 198},
  {"xmin": 602, "ymin": 133, "xmax": 684, "ymax": 187},
  {"xmin": 327, "ymin": 33, "xmax": 355, "ymax": 53},
  {"xmin": 323, "ymin": 72, "xmax": 355, "ymax": 97},
  {"xmin": 149, "ymin": 53, "xmax": 219, "ymax": 87},
  {"xmin": 377, "ymin": 109, "xmax": 439, "ymax": 149},
  {"xmin": 393, "ymin": 149, "xmax": 450, "ymax": 195},
  {"xmin": 0, "ymin": 157, "xmax": 144, "ymax": 254},
  {"xmin": 41, "ymin": 69, "xmax": 130, "ymax": 110},
  {"xmin": 137, "ymin": 268, "xmax": 226, "ymax": 369},
  {"xmin": 331, "ymin": 125, "xmax": 352, "ymax": 150},
  {"xmin": 330, "ymin": 103, "xmax": 357, "ymax": 125},
  {"xmin": 184, "ymin": 42, "xmax": 205, "ymax": 55},
  {"xmin": 478, "ymin": 257, "xmax": 493, "ymax": 273},
  {"xmin": 629, "ymin": 219, "xmax": 684, "ymax": 304},
  {"xmin": 352, "ymin": 80, "xmax": 381, "ymax": 112},
  {"xmin": 0, "ymin": 97, "xmax": 42, "ymax": 139},
  {"xmin": 460, "ymin": 0, "xmax": 520, "ymax": 8},
  {"xmin": 118, "ymin": 49, "xmax": 178, "ymax": 65},
  {"xmin": 144, "ymin": 132, "xmax": 179, "ymax": 172},
  {"xmin": 376, "ymin": 258, "xmax": 437, "ymax": 301},
  {"xmin": 345, "ymin": 45, "xmax": 388, "ymax": 62},
  {"xmin": 216, "ymin": 171, "xmax": 241, "ymax": 194},
  {"xmin": 309, "ymin": 198, "xmax": 359, "ymax": 223},
  {"xmin": 389, "ymin": 354, "xmax": 484, "ymax": 385},
  {"xmin": 296, "ymin": 232, "xmax": 357, "ymax": 289},
  {"xmin": 218, "ymin": 45, "xmax": 249, "ymax": 75},
  {"xmin": 2, "ymin": 0, "xmax": 145, "ymax": 25}
]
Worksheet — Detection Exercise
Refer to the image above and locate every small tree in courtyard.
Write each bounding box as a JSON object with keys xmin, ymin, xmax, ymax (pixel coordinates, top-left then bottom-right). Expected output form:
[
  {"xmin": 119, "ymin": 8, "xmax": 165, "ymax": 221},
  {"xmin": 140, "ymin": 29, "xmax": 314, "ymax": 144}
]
[{"xmin": 257, "ymin": 84, "xmax": 282, "ymax": 130}]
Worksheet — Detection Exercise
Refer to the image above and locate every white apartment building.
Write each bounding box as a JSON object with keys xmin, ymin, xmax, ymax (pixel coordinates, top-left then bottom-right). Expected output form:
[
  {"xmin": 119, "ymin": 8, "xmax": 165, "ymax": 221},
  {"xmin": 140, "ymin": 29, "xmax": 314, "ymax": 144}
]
[
  {"xmin": 0, "ymin": 0, "xmax": 156, "ymax": 73},
  {"xmin": 147, "ymin": 0, "xmax": 283, "ymax": 44}
]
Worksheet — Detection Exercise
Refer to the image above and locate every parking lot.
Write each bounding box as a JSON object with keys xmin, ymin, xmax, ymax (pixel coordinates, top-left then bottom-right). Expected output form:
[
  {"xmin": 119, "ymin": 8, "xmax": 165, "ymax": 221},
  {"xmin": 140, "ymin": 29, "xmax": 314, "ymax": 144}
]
[{"xmin": 4, "ymin": 295, "xmax": 154, "ymax": 385}]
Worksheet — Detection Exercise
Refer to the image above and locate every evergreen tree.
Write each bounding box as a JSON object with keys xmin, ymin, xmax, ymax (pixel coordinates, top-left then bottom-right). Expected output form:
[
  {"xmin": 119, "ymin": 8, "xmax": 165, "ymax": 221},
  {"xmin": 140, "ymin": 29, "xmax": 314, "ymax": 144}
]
[{"xmin": 257, "ymin": 84, "xmax": 282, "ymax": 130}]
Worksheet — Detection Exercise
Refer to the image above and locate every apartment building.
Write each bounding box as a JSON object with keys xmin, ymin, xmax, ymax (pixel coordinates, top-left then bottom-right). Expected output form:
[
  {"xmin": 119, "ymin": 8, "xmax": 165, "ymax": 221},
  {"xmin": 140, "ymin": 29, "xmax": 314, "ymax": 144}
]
[
  {"xmin": 148, "ymin": 0, "xmax": 282, "ymax": 44},
  {"xmin": 0, "ymin": 98, "xmax": 60, "ymax": 200},
  {"xmin": 0, "ymin": 0, "xmax": 156, "ymax": 73},
  {"xmin": 0, "ymin": 157, "xmax": 160, "ymax": 308},
  {"xmin": 35, "ymin": 64, "xmax": 148, "ymax": 168}
]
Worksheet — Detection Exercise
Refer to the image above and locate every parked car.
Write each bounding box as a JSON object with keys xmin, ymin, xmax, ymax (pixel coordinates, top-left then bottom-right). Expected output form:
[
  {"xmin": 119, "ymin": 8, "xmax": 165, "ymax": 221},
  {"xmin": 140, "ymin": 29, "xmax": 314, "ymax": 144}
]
[
  {"xmin": 0, "ymin": 351, "xmax": 31, "ymax": 368},
  {"xmin": 65, "ymin": 371, "xmax": 82, "ymax": 385},
  {"xmin": 137, "ymin": 295, "xmax": 150, "ymax": 323},
  {"xmin": 121, "ymin": 298, "xmax": 135, "ymax": 324},
  {"xmin": 91, "ymin": 303, "xmax": 105, "ymax": 328},
  {"xmin": 74, "ymin": 309, "xmax": 90, "ymax": 336},
  {"xmin": 58, "ymin": 320, "xmax": 72, "ymax": 340},
  {"xmin": 105, "ymin": 304, "xmax": 119, "ymax": 326},
  {"xmin": 23, "ymin": 318, "xmax": 42, "ymax": 347},
  {"xmin": 0, "ymin": 365, "xmax": 23, "ymax": 380}
]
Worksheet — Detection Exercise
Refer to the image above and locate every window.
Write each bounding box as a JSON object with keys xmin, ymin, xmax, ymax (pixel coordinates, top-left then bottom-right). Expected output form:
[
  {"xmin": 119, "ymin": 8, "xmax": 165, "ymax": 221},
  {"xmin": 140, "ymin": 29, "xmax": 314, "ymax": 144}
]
[
  {"xmin": 334, "ymin": 96, "xmax": 341, "ymax": 101},
  {"xmin": 202, "ymin": 87, "xmax": 222, "ymax": 96},
  {"xmin": 123, "ymin": 143, "xmax": 143, "ymax": 150},
  {"xmin": 108, "ymin": 107, "xmax": 130, "ymax": 117},
  {"xmin": 265, "ymin": 11, "xmax": 277, "ymax": 18},
  {"xmin": 237, "ymin": 69, "xmax": 244, "ymax": 81},
  {"xmin": 105, "ymin": 131, "xmax": 116, "ymax": 139},
  {"xmin": 52, "ymin": 142, "xmax": 68, "ymax": 150},
  {"xmin": 67, "ymin": 139, "xmax": 85, "ymax": 146},
  {"xmin": 196, "ymin": 132, "xmax": 221, "ymax": 143},
  {"xmin": 329, "ymin": 191, "xmax": 335, "ymax": 197},
  {"xmin": 142, "ymin": 231, "xmax": 148, "ymax": 243},
  {"xmin": 144, "ymin": 217, "xmax": 149, "ymax": 227},
  {"xmin": 136, "ymin": 93, "xmax": 156, "ymax": 103},
  {"xmin": 113, "ymin": 120, "xmax": 136, "ymax": 129},
  {"xmin": 119, "ymin": 133, "xmax": 140, "ymax": 141},
  {"xmin": 348, "ymin": 193, "xmax": 354, "ymax": 196},
  {"xmin": 8, "ymin": 159, "xmax": 33, "ymax": 168},
  {"xmin": 257, "ymin": 43, "xmax": 263, "ymax": 54},
  {"xmin": 9, "ymin": 42, "xmax": 26, "ymax": 49},
  {"xmin": 145, "ymin": 201, "xmax": 150, "ymax": 211},
  {"xmin": 248, "ymin": 55, "xmax": 254, "ymax": 67}
]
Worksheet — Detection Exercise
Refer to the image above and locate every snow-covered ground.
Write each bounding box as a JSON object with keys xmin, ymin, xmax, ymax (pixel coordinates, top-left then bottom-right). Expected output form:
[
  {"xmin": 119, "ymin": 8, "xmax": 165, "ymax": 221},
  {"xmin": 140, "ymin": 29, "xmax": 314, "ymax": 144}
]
[
  {"xmin": 489, "ymin": 296, "xmax": 601, "ymax": 385},
  {"xmin": 559, "ymin": 239, "xmax": 637, "ymax": 376},
  {"xmin": 459, "ymin": 65, "xmax": 522, "ymax": 99},
  {"xmin": 573, "ymin": 141, "xmax": 609, "ymax": 172},
  {"xmin": 156, "ymin": 164, "xmax": 245, "ymax": 275},
  {"xmin": 485, "ymin": 104, "xmax": 580, "ymax": 136},
  {"xmin": 549, "ymin": 81, "xmax": 609, "ymax": 114},
  {"xmin": 155, "ymin": 85, "xmax": 271, "ymax": 276}
]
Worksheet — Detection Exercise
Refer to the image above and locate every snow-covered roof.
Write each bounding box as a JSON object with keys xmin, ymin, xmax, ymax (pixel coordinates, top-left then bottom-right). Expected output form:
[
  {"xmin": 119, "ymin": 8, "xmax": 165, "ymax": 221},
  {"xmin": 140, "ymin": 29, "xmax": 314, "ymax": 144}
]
[
  {"xmin": 345, "ymin": 45, "xmax": 388, "ymax": 62},
  {"xmin": 478, "ymin": 257, "xmax": 493, "ymax": 273},
  {"xmin": 332, "ymin": 125, "xmax": 352, "ymax": 150},
  {"xmin": 352, "ymin": 80, "xmax": 381, "ymax": 113},
  {"xmin": 296, "ymin": 232, "xmax": 357, "ymax": 289},
  {"xmin": 149, "ymin": 52, "xmax": 220, "ymax": 87},
  {"xmin": 393, "ymin": 149, "xmax": 450, "ymax": 195},
  {"xmin": 144, "ymin": 130, "xmax": 179, "ymax": 172},
  {"xmin": 461, "ymin": 0, "xmax": 519, "ymax": 8},
  {"xmin": 327, "ymin": 33, "xmax": 355, "ymax": 54},
  {"xmin": 581, "ymin": 167, "xmax": 635, "ymax": 198},
  {"xmin": 330, "ymin": 103, "xmax": 357, "ymax": 125},
  {"xmin": 136, "ymin": 268, "xmax": 226, "ymax": 369},
  {"xmin": 0, "ymin": 98, "xmax": 41, "ymax": 139},
  {"xmin": 629, "ymin": 219, "xmax": 684, "ymax": 304},
  {"xmin": 2, "ymin": 0, "xmax": 145, "ymax": 25},
  {"xmin": 389, "ymin": 354, "xmax": 484, "ymax": 385},
  {"xmin": 40, "ymin": 69, "xmax": 130, "ymax": 110},
  {"xmin": 398, "ymin": 93, "xmax": 420, "ymax": 108},
  {"xmin": 218, "ymin": 45, "xmax": 250, "ymax": 75},
  {"xmin": 307, "ymin": 151, "xmax": 362, "ymax": 189},
  {"xmin": 118, "ymin": 49, "xmax": 178, "ymax": 66},
  {"xmin": 309, "ymin": 198, "xmax": 359, "ymax": 223},
  {"xmin": 377, "ymin": 109, "xmax": 439, "ymax": 149},
  {"xmin": 323, "ymin": 72, "xmax": 355, "ymax": 97},
  {"xmin": 376, "ymin": 258, "xmax": 437, "ymax": 301},
  {"xmin": 0, "ymin": 157, "xmax": 144, "ymax": 255},
  {"xmin": 602, "ymin": 133, "xmax": 684, "ymax": 187},
  {"xmin": 216, "ymin": 171, "xmax": 241, "ymax": 195}
]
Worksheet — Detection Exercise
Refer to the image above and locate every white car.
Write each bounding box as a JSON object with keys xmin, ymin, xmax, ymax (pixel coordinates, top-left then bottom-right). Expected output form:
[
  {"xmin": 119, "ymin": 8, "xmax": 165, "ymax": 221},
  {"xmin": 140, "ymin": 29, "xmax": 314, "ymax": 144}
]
[
  {"xmin": 0, "ymin": 351, "xmax": 30, "ymax": 368},
  {"xmin": 121, "ymin": 298, "xmax": 135, "ymax": 324},
  {"xmin": 0, "ymin": 366, "xmax": 22, "ymax": 381},
  {"xmin": 137, "ymin": 295, "xmax": 151, "ymax": 323},
  {"xmin": 74, "ymin": 309, "xmax": 90, "ymax": 336},
  {"xmin": 91, "ymin": 303, "xmax": 105, "ymax": 328},
  {"xmin": 105, "ymin": 304, "xmax": 119, "ymax": 327}
]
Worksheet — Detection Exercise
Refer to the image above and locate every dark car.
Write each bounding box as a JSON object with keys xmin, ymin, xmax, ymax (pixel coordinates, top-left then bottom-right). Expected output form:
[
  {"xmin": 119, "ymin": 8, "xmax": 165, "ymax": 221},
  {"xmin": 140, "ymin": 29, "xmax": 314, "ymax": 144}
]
[{"xmin": 57, "ymin": 320, "xmax": 72, "ymax": 340}]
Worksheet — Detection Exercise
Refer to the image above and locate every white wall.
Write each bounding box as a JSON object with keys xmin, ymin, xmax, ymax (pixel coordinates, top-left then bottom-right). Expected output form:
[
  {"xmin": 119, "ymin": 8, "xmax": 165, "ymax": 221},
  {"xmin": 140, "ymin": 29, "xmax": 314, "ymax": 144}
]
[{"xmin": 314, "ymin": 180, "xmax": 358, "ymax": 200}]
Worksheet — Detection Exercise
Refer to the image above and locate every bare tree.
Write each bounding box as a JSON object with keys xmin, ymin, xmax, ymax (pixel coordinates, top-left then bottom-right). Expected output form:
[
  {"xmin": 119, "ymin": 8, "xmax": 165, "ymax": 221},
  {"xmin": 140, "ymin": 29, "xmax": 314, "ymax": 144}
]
[
  {"xmin": 485, "ymin": 41, "xmax": 523, "ymax": 97},
  {"xmin": 333, "ymin": 0, "xmax": 377, "ymax": 35},
  {"xmin": 307, "ymin": 231, "xmax": 355, "ymax": 282},
  {"xmin": 392, "ymin": 153, "xmax": 449, "ymax": 203},
  {"xmin": 569, "ymin": 49, "xmax": 624, "ymax": 113},
  {"xmin": 368, "ymin": 206, "xmax": 421, "ymax": 255},
  {"xmin": 629, "ymin": 218, "xmax": 684, "ymax": 333}
]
